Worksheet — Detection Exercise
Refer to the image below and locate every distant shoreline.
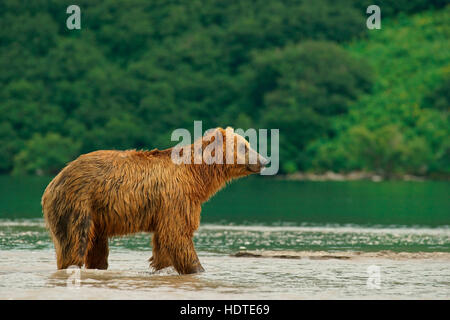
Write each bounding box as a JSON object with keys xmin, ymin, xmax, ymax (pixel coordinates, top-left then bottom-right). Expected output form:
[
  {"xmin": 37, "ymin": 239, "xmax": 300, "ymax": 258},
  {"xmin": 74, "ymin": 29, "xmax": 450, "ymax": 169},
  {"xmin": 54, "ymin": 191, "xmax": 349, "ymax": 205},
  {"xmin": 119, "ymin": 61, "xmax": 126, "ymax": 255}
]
[{"xmin": 277, "ymin": 171, "xmax": 449, "ymax": 182}]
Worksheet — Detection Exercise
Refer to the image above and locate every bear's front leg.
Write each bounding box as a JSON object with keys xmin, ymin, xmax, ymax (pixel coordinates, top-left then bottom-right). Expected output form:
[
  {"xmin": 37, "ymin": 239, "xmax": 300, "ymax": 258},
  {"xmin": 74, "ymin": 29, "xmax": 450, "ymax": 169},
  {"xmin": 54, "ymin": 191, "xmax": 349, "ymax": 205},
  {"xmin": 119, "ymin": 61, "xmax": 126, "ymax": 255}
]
[
  {"xmin": 162, "ymin": 233, "xmax": 204, "ymax": 275},
  {"xmin": 173, "ymin": 236, "xmax": 205, "ymax": 275}
]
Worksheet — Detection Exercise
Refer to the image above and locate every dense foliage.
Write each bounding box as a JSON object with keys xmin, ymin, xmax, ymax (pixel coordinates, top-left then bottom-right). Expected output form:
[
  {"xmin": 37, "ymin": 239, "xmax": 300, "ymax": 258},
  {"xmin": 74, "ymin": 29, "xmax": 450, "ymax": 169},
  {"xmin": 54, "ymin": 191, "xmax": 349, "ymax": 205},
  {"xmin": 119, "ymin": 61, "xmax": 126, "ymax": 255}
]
[
  {"xmin": 0, "ymin": 0, "xmax": 448, "ymax": 177},
  {"xmin": 310, "ymin": 8, "xmax": 450, "ymax": 177}
]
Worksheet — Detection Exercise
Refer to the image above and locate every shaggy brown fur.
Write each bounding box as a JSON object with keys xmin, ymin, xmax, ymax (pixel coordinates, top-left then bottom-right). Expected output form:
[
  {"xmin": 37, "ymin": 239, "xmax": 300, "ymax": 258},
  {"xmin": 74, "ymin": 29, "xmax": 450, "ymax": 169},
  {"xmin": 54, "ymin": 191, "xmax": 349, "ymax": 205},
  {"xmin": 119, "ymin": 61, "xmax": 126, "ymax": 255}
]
[{"xmin": 42, "ymin": 128, "xmax": 267, "ymax": 274}]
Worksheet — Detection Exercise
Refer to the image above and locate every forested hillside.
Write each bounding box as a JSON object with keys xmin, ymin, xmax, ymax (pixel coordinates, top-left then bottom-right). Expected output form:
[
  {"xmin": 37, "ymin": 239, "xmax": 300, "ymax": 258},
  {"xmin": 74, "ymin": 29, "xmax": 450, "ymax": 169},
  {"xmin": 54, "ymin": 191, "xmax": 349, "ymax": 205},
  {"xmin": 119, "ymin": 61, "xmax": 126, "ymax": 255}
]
[
  {"xmin": 310, "ymin": 6, "xmax": 450, "ymax": 178},
  {"xmin": 0, "ymin": 0, "xmax": 448, "ymax": 177}
]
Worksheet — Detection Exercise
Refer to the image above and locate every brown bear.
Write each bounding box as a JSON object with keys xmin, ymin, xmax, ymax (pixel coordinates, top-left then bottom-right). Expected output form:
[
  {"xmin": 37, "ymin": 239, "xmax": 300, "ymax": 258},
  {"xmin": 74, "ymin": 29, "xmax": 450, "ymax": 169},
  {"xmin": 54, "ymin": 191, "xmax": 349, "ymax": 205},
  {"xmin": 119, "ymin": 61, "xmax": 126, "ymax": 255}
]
[{"xmin": 42, "ymin": 127, "xmax": 268, "ymax": 274}]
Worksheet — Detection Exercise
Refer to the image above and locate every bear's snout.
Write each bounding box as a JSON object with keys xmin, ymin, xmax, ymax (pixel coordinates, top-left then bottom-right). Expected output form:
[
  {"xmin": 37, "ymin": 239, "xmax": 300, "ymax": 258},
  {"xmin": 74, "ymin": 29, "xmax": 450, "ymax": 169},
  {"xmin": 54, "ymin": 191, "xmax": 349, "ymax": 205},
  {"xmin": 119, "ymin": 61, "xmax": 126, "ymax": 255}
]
[
  {"xmin": 247, "ymin": 154, "xmax": 270, "ymax": 173},
  {"xmin": 259, "ymin": 156, "xmax": 270, "ymax": 168}
]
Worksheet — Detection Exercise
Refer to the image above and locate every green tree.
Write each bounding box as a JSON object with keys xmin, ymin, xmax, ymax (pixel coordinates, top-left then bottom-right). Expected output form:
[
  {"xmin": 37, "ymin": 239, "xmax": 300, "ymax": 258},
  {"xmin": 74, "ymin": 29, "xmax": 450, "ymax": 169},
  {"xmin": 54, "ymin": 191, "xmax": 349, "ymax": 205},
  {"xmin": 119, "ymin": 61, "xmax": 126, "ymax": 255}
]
[
  {"xmin": 13, "ymin": 133, "xmax": 81, "ymax": 175},
  {"xmin": 345, "ymin": 125, "xmax": 433, "ymax": 177},
  {"xmin": 423, "ymin": 75, "xmax": 450, "ymax": 112},
  {"xmin": 247, "ymin": 41, "xmax": 373, "ymax": 170},
  {"xmin": 0, "ymin": 122, "xmax": 21, "ymax": 173}
]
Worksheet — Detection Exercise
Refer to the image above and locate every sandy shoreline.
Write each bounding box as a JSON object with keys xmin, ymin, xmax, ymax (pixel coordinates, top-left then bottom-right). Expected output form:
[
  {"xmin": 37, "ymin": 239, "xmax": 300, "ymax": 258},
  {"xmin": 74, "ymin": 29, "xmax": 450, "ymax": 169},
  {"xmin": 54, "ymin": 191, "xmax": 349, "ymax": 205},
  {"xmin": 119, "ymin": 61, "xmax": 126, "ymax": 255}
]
[{"xmin": 233, "ymin": 250, "xmax": 450, "ymax": 261}]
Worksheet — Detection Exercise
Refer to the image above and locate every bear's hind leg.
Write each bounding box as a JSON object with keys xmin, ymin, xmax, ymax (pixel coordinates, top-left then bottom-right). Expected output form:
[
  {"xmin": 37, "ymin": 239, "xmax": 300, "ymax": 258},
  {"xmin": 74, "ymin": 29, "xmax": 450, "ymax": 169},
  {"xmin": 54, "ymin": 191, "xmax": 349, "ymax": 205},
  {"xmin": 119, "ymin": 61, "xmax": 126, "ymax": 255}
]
[
  {"xmin": 55, "ymin": 241, "xmax": 84, "ymax": 269},
  {"xmin": 85, "ymin": 234, "xmax": 109, "ymax": 270},
  {"xmin": 52, "ymin": 209, "xmax": 93, "ymax": 270}
]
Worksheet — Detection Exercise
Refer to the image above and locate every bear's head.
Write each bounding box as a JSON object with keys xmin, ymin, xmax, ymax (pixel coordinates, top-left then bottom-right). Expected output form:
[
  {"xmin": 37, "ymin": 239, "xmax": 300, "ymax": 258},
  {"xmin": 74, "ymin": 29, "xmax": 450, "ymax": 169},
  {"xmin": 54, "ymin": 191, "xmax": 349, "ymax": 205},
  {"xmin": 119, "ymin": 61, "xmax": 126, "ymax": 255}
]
[{"xmin": 200, "ymin": 127, "xmax": 269, "ymax": 177}]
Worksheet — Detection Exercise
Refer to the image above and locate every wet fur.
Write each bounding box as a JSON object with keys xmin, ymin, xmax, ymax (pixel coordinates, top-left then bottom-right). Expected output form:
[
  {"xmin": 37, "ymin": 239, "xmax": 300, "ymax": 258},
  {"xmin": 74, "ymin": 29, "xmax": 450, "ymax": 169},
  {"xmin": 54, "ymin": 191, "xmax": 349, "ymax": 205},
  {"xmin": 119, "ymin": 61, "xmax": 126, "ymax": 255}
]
[{"xmin": 42, "ymin": 128, "xmax": 257, "ymax": 274}]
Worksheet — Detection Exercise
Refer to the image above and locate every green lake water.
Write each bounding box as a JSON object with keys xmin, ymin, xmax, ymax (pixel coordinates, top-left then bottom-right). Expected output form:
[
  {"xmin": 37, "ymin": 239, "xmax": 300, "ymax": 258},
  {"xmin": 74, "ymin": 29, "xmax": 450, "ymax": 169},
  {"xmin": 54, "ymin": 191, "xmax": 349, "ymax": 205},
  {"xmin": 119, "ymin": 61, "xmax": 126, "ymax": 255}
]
[
  {"xmin": 0, "ymin": 176, "xmax": 449, "ymax": 299},
  {"xmin": 0, "ymin": 175, "xmax": 448, "ymax": 226}
]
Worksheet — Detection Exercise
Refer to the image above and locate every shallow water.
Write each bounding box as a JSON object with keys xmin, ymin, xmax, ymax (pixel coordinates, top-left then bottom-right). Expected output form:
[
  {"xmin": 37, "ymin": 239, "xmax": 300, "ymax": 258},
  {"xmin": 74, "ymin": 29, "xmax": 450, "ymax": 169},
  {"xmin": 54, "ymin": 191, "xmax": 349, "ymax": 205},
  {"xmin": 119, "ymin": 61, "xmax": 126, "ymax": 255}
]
[{"xmin": 0, "ymin": 219, "xmax": 449, "ymax": 299}]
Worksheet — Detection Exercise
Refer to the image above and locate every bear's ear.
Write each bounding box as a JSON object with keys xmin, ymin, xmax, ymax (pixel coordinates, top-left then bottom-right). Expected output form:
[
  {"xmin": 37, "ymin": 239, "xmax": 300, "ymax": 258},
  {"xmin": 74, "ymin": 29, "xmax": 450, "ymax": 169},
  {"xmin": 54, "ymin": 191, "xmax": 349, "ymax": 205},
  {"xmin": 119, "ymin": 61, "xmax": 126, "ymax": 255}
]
[
  {"xmin": 203, "ymin": 127, "xmax": 226, "ymax": 138},
  {"xmin": 223, "ymin": 127, "xmax": 234, "ymax": 138},
  {"xmin": 203, "ymin": 127, "xmax": 218, "ymax": 138},
  {"xmin": 203, "ymin": 128, "xmax": 224, "ymax": 145},
  {"xmin": 224, "ymin": 126, "xmax": 234, "ymax": 134}
]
